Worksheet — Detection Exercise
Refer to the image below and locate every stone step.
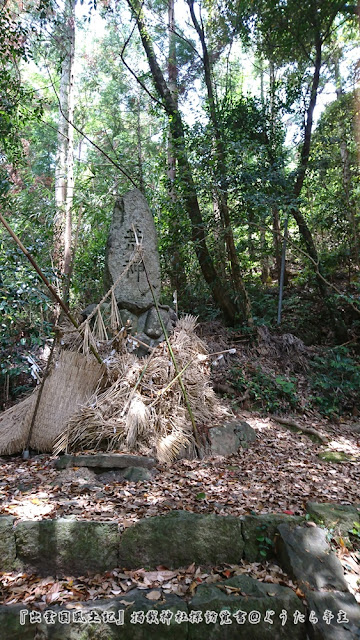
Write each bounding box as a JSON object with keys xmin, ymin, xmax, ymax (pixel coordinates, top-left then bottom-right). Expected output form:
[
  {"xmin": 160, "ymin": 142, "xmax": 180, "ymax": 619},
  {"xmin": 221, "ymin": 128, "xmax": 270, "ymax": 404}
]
[
  {"xmin": 0, "ymin": 576, "xmax": 307, "ymax": 640},
  {"xmin": 1, "ymin": 512, "xmax": 302, "ymax": 576},
  {"xmin": 276, "ymin": 523, "xmax": 349, "ymax": 592},
  {"xmin": 55, "ymin": 453, "xmax": 156, "ymax": 471},
  {"xmin": 0, "ymin": 507, "xmax": 359, "ymax": 640}
]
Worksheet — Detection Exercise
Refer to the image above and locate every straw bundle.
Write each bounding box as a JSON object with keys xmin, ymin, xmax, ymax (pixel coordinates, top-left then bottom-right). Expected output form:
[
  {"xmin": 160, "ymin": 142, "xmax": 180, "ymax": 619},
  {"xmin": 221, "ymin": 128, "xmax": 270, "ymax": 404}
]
[
  {"xmin": 54, "ymin": 315, "xmax": 227, "ymax": 463},
  {"xmin": 0, "ymin": 394, "xmax": 36, "ymax": 455},
  {"xmin": 0, "ymin": 351, "xmax": 104, "ymax": 454}
]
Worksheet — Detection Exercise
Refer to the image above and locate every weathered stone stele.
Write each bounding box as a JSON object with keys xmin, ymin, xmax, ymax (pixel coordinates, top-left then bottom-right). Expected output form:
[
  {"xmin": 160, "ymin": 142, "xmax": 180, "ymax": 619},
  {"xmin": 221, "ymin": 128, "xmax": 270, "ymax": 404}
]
[{"xmin": 104, "ymin": 189, "xmax": 161, "ymax": 312}]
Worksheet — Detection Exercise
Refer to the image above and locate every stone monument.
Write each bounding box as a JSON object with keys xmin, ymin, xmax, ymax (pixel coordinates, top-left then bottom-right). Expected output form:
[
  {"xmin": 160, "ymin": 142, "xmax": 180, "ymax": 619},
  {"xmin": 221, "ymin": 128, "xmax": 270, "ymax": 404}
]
[
  {"xmin": 103, "ymin": 188, "xmax": 177, "ymax": 355},
  {"xmin": 104, "ymin": 188, "xmax": 161, "ymax": 312}
]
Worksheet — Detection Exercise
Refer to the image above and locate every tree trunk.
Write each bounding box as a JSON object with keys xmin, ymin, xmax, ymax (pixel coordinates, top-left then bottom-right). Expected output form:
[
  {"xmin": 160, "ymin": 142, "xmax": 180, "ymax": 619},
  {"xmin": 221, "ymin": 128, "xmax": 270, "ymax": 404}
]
[
  {"xmin": 136, "ymin": 92, "xmax": 145, "ymax": 193},
  {"xmin": 339, "ymin": 139, "xmax": 360, "ymax": 268},
  {"xmin": 291, "ymin": 36, "xmax": 326, "ymax": 293},
  {"xmin": 54, "ymin": 50, "xmax": 69, "ymax": 271},
  {"xmin": 334, "ymin": 51, "xmax": 360, "ymax": 268},
  {"xmin": 127, "ymin": 0, "xmax": 238, "ymax": 324},
  {"xmin": 166, "ymin": 0, "xmax": 187, "ymax": 302},
  {"xmin": 62, "ymin": 4, "xmax": 75, "ymax": 304},
  {"xmin": 54, "ymin": 0, "xmax": 76, "ymax": 304},
  {"xmin": 187, "ymin": 0, "xmax": 252, "ymax": 324},
  {"xmin": 272, "ymin": 204, "xmax": 283, "ymax": 283}
]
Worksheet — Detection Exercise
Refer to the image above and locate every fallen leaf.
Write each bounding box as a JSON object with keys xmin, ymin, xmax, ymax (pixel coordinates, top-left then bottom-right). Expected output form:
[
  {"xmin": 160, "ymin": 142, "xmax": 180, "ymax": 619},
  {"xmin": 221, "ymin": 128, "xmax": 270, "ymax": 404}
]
[{"xmin": 145, "ymin": 590, "xmax": 161, "ymax": 601}]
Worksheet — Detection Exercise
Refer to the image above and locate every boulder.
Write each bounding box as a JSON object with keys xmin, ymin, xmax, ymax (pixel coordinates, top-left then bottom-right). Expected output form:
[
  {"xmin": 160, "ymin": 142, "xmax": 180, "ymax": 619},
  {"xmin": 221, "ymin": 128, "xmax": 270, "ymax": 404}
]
[
  {"xmin": 104, "ymin": 189, "xmax": 161, "ymax": 313},
  {"xmin": 144, "ymin": 306, "xmax": 175, "ymax": 339},
  {"xmin": 0, "ymin": 591, "xmax": 188, "ymax": 640},
  {"xmin": 119, "ymin": 511, "xmax": 244, "ymax": 569},
  {"xmin": 15, "ymin": 520, "xmax": 119, "ymax": 576},
  {"xmin": 129, "ymin": 331, "xmax": 157, "ymax": 358},
  {"xmin": 242, "ymin": 514, "xmax": 304, "ymax": 562},
  {"xmin": 209, "ymin": 421, "xmax": 256, "ymax": 456},
  {"xmin": 122, "ymin": 466, "xmax": 153, "ymax": 482},
  {"xmin": 276, "ymin": 524, "xmax": 348, "ymax": 592},
  {"xmin": 189, "ymin": 574, "xmax": 307, "ymax": 640},
  {"xmin": 55, "ymin": 453, "xmax": 155, "ymax": 470},
  {"xmin": 306, "ymin": 502, "xmax": 360, "ymax": 537},
  {"xmin": 305, "ymin": 589, "xmax": 360, "ymax": 640},
  {"xmin": 119, "ymin": 309, "xmax": 140, "ymax": 332},
  {"xmin": 51, "ymin": 467, "xmax": 98, "ymax": 487},
  {"xmin": 0, "ymin": 516, "xmax": 17, "ymax": 571}
]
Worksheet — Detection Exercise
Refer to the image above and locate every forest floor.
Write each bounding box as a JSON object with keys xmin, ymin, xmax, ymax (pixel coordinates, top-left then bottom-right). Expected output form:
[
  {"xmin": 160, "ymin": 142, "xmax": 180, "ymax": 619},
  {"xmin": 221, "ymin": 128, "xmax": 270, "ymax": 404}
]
[
  {"xmin": 0, "ymin": 410, "xmax": 359, "ymax": 607},
  {"xmin": 0, "ymin": 319, "xmax": 359, "ymax": 608}
]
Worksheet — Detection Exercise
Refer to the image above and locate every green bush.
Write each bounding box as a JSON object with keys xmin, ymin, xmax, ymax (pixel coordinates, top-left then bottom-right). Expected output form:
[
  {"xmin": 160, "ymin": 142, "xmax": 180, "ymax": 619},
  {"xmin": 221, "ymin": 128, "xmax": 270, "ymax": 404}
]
[
  {"xmin": 309, "ymin": 347, "xmax": 360, "ymax": 417},
  {"xmin": 230, "ymin": 364, "xmax": 300, "ymax": 413}
]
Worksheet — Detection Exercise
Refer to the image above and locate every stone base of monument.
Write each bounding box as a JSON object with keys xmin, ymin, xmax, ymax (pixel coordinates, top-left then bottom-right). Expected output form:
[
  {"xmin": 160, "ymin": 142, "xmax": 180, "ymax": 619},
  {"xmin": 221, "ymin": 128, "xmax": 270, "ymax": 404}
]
[
  {"xmin": 121, "ymin": 305, "xmax": 178, "ymax": 356},
  {"xmin": 81, "ymin": 303, "xmax": 177, "ymax": 357}
]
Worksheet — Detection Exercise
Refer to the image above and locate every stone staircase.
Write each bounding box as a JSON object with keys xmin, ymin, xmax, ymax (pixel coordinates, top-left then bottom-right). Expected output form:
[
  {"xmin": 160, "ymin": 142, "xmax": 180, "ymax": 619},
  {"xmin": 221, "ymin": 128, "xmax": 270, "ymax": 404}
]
[{"xmin": 0, "ymin": 503, "xmax": 359, "ymax": 639}]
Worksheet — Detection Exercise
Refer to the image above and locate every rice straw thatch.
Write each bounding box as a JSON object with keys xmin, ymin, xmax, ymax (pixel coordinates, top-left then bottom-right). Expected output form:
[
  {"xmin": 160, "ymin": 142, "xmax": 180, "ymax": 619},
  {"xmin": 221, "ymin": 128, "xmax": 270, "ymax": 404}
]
[
  {"xmin": 0, "ymin": 351, "xmax": 105, "ymax": 454},
  {"xmin": 54, "ymin": 315, "xmax": 228, "ymax": 463}
]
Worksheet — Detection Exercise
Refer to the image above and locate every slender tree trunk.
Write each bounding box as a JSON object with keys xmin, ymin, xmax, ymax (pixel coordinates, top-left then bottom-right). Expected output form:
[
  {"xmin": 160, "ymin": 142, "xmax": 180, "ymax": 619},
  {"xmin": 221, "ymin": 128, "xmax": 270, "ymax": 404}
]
[
  {"xmin": 339, "ymin": 139, "xmax": 360, "ymax": 267},
  {"xmin": 63, "ymin": 5, "xmax": 75, "ymax": 304},
  {"xmin": 187, "ymin": 0, "xmax": 252, "ymax": 324},
  {"xmin": 54, "ymin": 54, "xmax": 69, "ymax": 270},
  {"xmin": 127, "ymin": 0, "xmax": 238, "ymax": 324},
  {"xmin": 334, "ymin": 52, "xmax": 360, "ymax": 268},
  {"xmin": 268, "ymin": 59, "xmax": 285, "ymax": 284},
  {"xmin": 54, "ymin": 0, "xmax": 76, "ymax": 304},
  {"xmin": 260, "ymin": 228, "xmax": 270, "ymax": 283},
  {"xmin": 291, "ymin": 36, "xmax": 326, "ymax": 294},
  {"xmin": 167, "ymin": 0, "xmax": 187, "ymax": 301},
  {"xmin": 136, "ymin": 93, "xmax": 144, "ymax": 193}
]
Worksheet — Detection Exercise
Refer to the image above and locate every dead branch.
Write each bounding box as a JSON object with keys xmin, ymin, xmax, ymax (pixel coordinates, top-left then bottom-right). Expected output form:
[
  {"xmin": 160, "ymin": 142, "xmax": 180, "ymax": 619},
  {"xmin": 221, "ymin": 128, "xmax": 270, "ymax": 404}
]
[{"xmin": 274, "ymin": 416, "xmax": 328, "ymax": 444}]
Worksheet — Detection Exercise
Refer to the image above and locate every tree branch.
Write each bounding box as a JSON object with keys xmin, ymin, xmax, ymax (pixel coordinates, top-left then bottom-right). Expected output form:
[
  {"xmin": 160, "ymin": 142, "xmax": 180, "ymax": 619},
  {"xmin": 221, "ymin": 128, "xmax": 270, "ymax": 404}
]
[{"xmin": 46, "ymin": 66, "xmax": 138, "ymax": 188}]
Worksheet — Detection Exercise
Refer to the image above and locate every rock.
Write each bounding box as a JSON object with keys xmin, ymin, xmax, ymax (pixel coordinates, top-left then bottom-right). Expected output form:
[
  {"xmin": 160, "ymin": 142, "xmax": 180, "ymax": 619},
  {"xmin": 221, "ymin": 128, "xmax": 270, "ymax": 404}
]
[
  {"xmin": 305, "ymin": 589, "xmax": 360, "ymax": 640},
  {"xmin": 242, "ymin": 514, "xmax": 304, "ymax": 562},
  {"xmin": 15, "ymin": 520, "xmax": 119, "ymax": 576},
  {"xmin": 81, "ymin": 302, "xmax": 111, "ymax": 327},
  {"xmin": 0, "ymin": 605, "xmax": 36, "ymax": 640},
  {"xmin": 97, "ymin": 470, "xmax": 126, "ymax": 483},
  {"xmin": 123, "ymin": 466, "xmax": 152, "ymax": 482},
  {"xmin": 306, "ymin": 502, "xmax": 360, "ymax": 538},
  {"xmin": 276, "ymin": 524, "xmax": 348, "ymax": 592},
  {"xmin": 104, "ymin": 189, "xmax": 161, "ymax": 313},
  {"xmin": 318, "ymin": 450, "xmax": 358, "ymax": 463},
  {"xmin": 144, "ymin": 306, "xmax": 174, "ymax": 339},
  {"xmin": 52, "ymin": 467, "xmax": 98, "ymax": 487},
  {"xmin": 119, "ymin": 511, "xmax": 244, "ymax": 569},
  {"xmin": 119, "ymin": 309, "xmax": 139, "ymax": 332},
  {"xmin": 0, "ymin": 591, "xmax": 188, "ymax": 640},
  {"xmin": 189, "ymin": 574, "xmax": 307, "ymax": 640},
  {"xmin": 55, "ymin": 453, "xmax": 155, "ymax": 470},
  {"xmin": 129, "ymin": 331, "xmax": 156, "ymax": 357},
  {"xmin": 81, "ymin": 303, "xmax": 97, "ymax": 321},
  {"xmin": 209, "ymin": 421, "xmax": 256, "ymax": 456},
  {"xmin": 0, "ymin": 516, "xmax": 17, "ymax": 571}
]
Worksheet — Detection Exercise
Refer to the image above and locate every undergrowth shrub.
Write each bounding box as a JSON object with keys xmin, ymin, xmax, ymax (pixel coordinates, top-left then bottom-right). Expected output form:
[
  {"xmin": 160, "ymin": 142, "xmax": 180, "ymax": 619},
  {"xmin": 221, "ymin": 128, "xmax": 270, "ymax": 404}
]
[
  {"xmin": 230, "ymin": 364, "xmax": 300, "ymax": 413},
  {"xmin": 229, "ymin": 346, "xmax": 360, "ymax": 417},
  {"xmin": 309, "ymin": 347, "xmax": 360, "ymax": 417}
]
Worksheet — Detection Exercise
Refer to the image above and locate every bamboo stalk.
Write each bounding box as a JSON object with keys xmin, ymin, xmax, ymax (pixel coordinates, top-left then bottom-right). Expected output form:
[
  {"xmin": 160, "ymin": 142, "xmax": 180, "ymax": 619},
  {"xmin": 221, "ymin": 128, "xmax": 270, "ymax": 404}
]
[
  {"xmin": 148, "ymin": 359, "xmax": 193, "ymax": 408},
  {"xmin": 133, "ymin": 227, "xmax": 201, "ymax": 450},
  {"xmin": 0, "ymin": 212, "xmax": 103, "ymax": 365},
  {"xmin": 23, "ymin": 335, "xmax": 57, "ymax": 459}
]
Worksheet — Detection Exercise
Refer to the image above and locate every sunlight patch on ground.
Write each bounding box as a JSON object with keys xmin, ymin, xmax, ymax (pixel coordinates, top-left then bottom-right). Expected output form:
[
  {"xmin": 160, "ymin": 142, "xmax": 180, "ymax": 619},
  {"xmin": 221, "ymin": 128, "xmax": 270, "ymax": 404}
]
[{"xmin": 327, "ymin": 437, "xmax": 360, "ymax": 456}]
